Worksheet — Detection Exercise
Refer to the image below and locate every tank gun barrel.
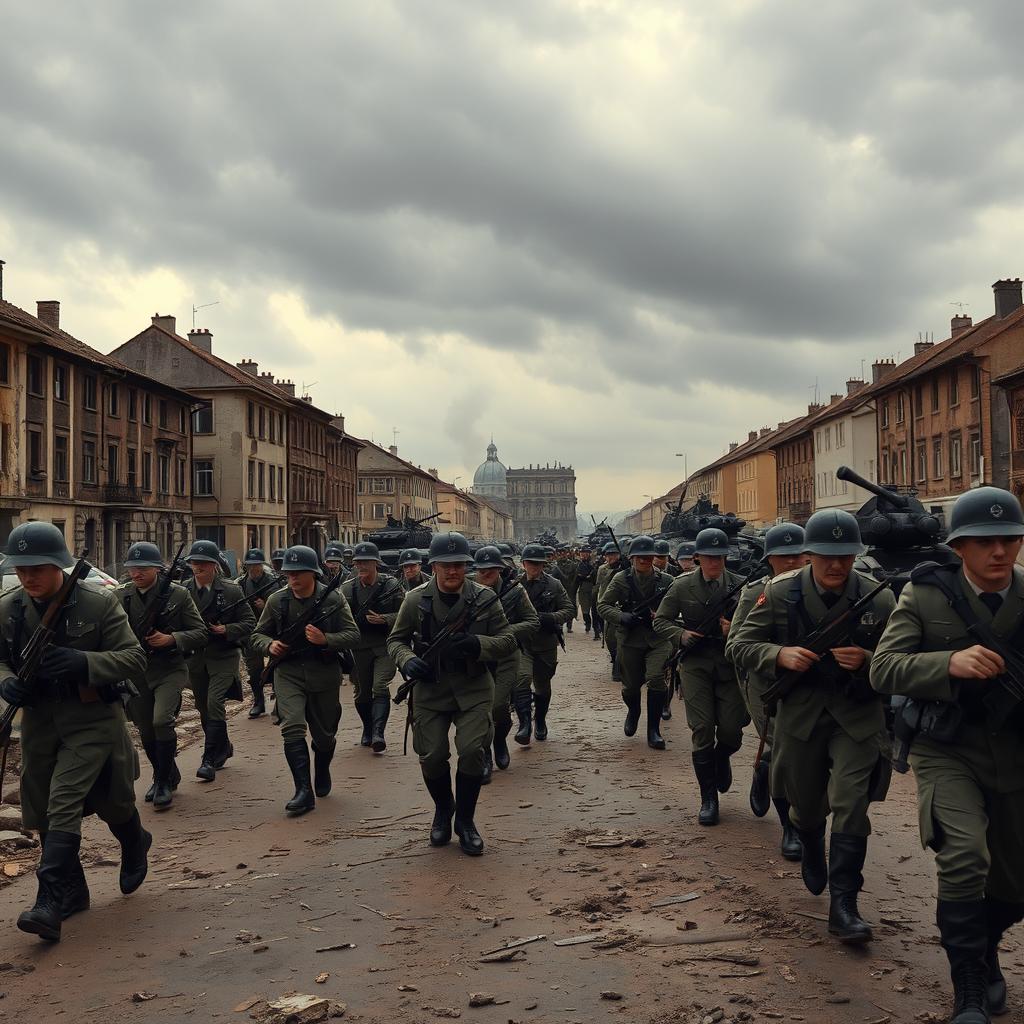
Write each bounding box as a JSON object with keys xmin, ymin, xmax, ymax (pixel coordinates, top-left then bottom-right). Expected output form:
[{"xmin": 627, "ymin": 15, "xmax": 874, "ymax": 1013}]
[
  {"xmin": 413, "ymin": 512, "xmax": 442, "ymax": 526},
  {"xmin": 836, "ymin": 464, "xmax": 910, "ymax": 510}
]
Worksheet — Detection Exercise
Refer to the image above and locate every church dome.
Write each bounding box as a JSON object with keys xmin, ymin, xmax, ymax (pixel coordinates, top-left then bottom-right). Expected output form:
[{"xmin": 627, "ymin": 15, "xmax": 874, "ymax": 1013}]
[{"xmin": 472, "ymin": 441, "xmax": 508, "ymax": 497}]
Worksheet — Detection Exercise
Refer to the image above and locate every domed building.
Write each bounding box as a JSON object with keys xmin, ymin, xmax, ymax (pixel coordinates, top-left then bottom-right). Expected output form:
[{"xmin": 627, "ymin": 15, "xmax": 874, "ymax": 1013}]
[{"xmin": 472, "ymin": 441, "xmax": 508, "ymax": 499}]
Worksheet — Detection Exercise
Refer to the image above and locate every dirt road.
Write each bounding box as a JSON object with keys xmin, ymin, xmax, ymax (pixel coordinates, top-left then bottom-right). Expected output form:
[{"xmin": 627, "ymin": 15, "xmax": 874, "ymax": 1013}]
[{"xmin": 0, "ymin": 628, "xmax": 1012, "ymax": 1023}]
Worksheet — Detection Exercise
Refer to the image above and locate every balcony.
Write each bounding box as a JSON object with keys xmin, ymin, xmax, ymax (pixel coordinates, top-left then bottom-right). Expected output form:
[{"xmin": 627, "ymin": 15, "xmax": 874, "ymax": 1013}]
[
  {"xmin": 53, "ymin": 482, "xmax": 70, "ymax": 500},
  {"xmin": 102, "ymin": 483, "xmax": 143, "ymax": 506}
]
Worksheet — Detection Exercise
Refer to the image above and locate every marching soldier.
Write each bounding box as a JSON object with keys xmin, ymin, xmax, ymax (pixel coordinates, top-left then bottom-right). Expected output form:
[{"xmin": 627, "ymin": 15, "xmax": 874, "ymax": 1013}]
[
  {"xmin": 596, "ymin": 542, "xmax": 624, "ymax": 678},
  {"xmin": 724, "ymin": 523, "xmax": 806, "ymax": 859},
  {"xmin": 324, "ymin": 544, "xmax": 350, "ymax": 583},
  {"xmin": 729, "ymin": 510, "xmax": 895, "ymax": 947},
  {"xmin": 654, "ymin": 529, "xmax": 749, "ymax": 825},
  {"xmin": 871, "ymin": 488, "xmax": 1024, "ymax": 1021},
  {"xmin": 398, "ymin": 548, "xmax": 430, "ymax": 592},
  {"xmin": 516, "ymin": 543, "xmax": 574, "ymax": 742},
  {"xmin": 340, "ymin": 541, "xmax": 405, "ymax": 752},
  {"xmin": 677, "ymin": 542, "xmax": 696, "ymax": 573},
  {"xmin": 271, "ymin": 548, "xmax": 285, "ymax": 575},
  {"xmin": 183, "ymin": 540, "xmax": 256, "ymax": 782},
  {"xmin": 251, "ymin": 545, "xmax": 360, "ymax": 816},
  {"xmin": 598, "ymin": 535, "xmax": 675, "ymax": 749},
  {"xmin": 387, "ymin": 532, "xmax": 516, "ymax": 855},
  {"xmin": 237, "ymin": 547, "xmax": 280, "ymax": 719},
  {"xmin": 472, "ymin": 546, "xmax": 539, "ymax": 780},
  {"xmin": 120, "ymin": 542, "xmax": 207, "ymax": 810},
  {"xmin": 574, "ymin": 547, "xmax": 597, "ymax": 634},
  {"xmin": 342, "ymin": 546, "xmax": 355, "ymax": 571},
  {"xmin": 559, "ymin": 550, "xmax": 579, "ymax": 633},
  {"xmin": 653, "ymin": 539, "xmax": 674, "ymax": 575},
  {"xmin": 0, "ymin": 523, "xmax": 150, "ymax": 943}
]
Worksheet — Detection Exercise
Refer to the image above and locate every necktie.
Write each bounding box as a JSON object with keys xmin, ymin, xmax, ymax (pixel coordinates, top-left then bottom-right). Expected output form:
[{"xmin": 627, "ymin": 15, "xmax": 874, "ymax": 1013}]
[
  {"xmin": 979, "ymin": 592, "xmax": 1003, "ymax": 617},
  {"xmin": 821, "ymin": 591, "xmax": 840, "ymax": 609}
]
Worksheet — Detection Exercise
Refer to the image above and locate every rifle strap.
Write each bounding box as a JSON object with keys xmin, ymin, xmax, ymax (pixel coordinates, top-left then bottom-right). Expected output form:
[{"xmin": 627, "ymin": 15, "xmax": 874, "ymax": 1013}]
[{"xmin": 8, "ymin": 594, "xmax": 26, "ymax": 672}]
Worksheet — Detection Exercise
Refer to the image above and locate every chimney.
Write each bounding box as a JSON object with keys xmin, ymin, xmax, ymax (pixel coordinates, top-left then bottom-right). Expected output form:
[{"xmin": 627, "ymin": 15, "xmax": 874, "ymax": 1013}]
[
  {"xmin": 993, "ymin": 279, "xmax": 1023, "ymax": 319},
  {"xmin": 236, "ymin": 359, "xmax": 258, "ymax": 376},
  {"xmin": 759, "ymin": 426, "xmax": 772, "ymax": 437},
  {"xmin": 188, "ymin": 327, "xmax": 212, "ymax": 353},
  {"xmin": 428, "ymin": 467, "xmax": 438, "ymax": 477},
  {"xmin": 301, "ymin": 394, "xmax": 312, "ymax": 404},
  {"xmin": 258, "ymin": 371, "xmax": 275, "ymax": 385},
  {"xmin": 151, "ymin": 313, "xmax": 176, "ymax": 335},
  {"xmin": 914, "ymin": 340, "xmax": 934, "ymax": 356},
  {"xmin": 846, "ymin": 378, "xmax": 865, "ymax": 396},
  {"xmin": 829, "ymin": 394, "xmax": 842, "ymax": 405},
  {"xmin": 747, "ymin": 430, "xmax": 757, "ymax": 443},
  {"xmin": 951, "ymin": 314, "xmax": 973, "ymax": 337},
  {"xmin": 728, "ymin": 441, "xmax": 739, "ymax": 452},
  {"xmin": 871, "ymin": 358, "xmax": 897, "ymax": 384},
  {"xmin": 37, "ymin": 300, "xmax": 60, "ymax": 331},
  {"xmin": 276, "ymin": 378, "xmax": 296, "ymax": 397},
  {"xmin": 388, "ymin": 444, "xmax": 398, "ymax": 456},
  {"xmin": 807, "ymin": 402, "xmax": 822, "ymax": 415}
]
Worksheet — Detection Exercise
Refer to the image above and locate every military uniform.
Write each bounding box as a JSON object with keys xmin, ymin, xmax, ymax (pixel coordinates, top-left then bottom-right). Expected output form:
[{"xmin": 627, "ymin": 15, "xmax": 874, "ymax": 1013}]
[
  {"xmin": 595, "ymin": 549, "xmax": 624, "ymax": 674},
  {"xmin": 400, "ymin": 569, "xmax": 430, "ymax": 592},
  {"xmin": 236, "ymin": 548, "xmax": 282, "ymax": 718},
  {"xmin": 559, "ymin": 556, "xmax": 579, "ymax": 632},
  {"xmin": 574, "ymin": 554, "xmax": 597, "ymax": 633}
]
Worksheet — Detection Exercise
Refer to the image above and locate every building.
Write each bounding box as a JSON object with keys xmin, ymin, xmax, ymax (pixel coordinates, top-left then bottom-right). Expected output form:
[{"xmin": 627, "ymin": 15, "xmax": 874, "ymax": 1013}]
[
  {"xmin": 470, "ymin": 441, "xmax": 508, "ymax": 499},
  {"xmin": 327, "ymin": 416, "xmax": 363, "ymax": 544},
  {"xmin": 436, "ymin": 479, "xmax": 482, "ymax": 538},
  {"xmin": 0, "ymin": 296, "xmax": 193, "ymax": 574},
  {"xmin": 474, "ymin": 494, "xmax": 515, "ymax": 542},
  {"xmin": 506, "ymin": 462, "xmax": 577, "ymax": 542},
  {"xmin": 809, "ymin": 382, "xmax": 878, "ymax": 512},
  {"xmin": 355, "ymin": 441, "xmax": 438, "ymax": 537},
  {"xmin": 283, "ymin": 384, "xmax": 334, "ymax": 549}
]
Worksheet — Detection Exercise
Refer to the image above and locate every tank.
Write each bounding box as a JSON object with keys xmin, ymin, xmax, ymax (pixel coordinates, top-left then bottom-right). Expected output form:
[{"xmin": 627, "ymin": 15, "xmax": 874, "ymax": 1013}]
[
  {"xmin": 835, "ymin": 465, "xmax": 958, "ymax": 592},
  {"xmin": 657, "ymin": 493, "xmax": 764, "ymax": 572},
  {"xmin": 534, "ymin": 529, "xmax": 561, "ymax": 548},
  {"xmin": 366, "ymin": 512, "xmax": 441, "ymax": 551}
]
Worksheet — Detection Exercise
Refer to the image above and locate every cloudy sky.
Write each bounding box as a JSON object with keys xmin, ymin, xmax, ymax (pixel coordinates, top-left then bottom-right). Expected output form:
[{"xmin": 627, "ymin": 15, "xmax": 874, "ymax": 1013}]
[{"xmin": 2, "ymin": 1, "xmax": 1023, "ymax": 514}]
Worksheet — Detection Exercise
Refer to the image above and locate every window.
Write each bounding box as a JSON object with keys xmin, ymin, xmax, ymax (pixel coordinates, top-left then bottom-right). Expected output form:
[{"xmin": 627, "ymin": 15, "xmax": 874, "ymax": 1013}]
[
  {"xmin": 916, "ymin": 442, "xmax": 927, "ymax": 482},
  {"xmin": 895, "ymin": 392, "xmax": 905, "ymax": 422},
  {"xmin": 84, "ymin": 374, "xmax": 98, "ymax": 410},
  {"xmin": 836, "ymin": 421, "xmax": 845, "ymax": 447},
  {"xmin": 157, "ymin": 453, "xmax": 170, "ymax": 493},
  {"xmin": 27, "ymin": 355, "xmax": 44, "ymax": 397},
  {"xmin": 371, "ymin": 502, "xmax": 393, "ymax": 519},
  {"xmin": 898, "ymin": 448, "xmax": 906, "ymax": 484},
  {"xmin": 53, "ymin": 364, "xmax": 68, "ymax": 402},
  {"xmin": 28, "ymin": 428, "xmax": 43, "ymax": 475},
  {"xmin": 142, "ymin": 451, "xmax": 152, "ymax": 491},
  {"xmin": 107, "ymin": 444, "xmax": 118, "ymax": 482},
  {"xmin": 269, "ymin": 464, "xmax": 276, "ymax": 501},
  {"xmin": 247, "ymin": 401, "xmax": 255, "ymax": 437},
  {"xmin": 127, "ymin": 447, "xmax": 137, "ymax": 486},
  {"xmin": 179, "ymin": 406, "xmax": 186, "ymax": 433},
  {"xmin": 258, "ymin": 406, "xmax": 265, "ymax": 439},
  {"xmin": 969, "ymin": 432, "xmax": 982, "ymax": 475},
  {"xmin": 128, "ymin": 389, "xmax": 137, "ymax": 421},
  {"xmin": 914, "ymin": 384, "xmax": 923, "ymax": 418},
  {"xmin": 258, "ymin": 462, "xmax": 265, "ymax": 500},
  {"xmin": 192, "ymin": 402, "xmax": 214, "ymax": 433},
  {"xmin": 54, "ymin": 434, "xmax": 68, "ymax": 482},
  {"xmin": 931, "ymin": 378, "xmax": 940, "ymax": 413},
  {"xmin": 196, "ymin": 526, "xmax": 227, "ymax": 548},
  {"xmin": 279, "ymin": 412, "xmax": 285, "ymax": 442},
  {"xmin": 248, "ymin": 459, "xmax": 255, "ymax": 499},
  {"xmin": 53, "ymin": 519, "xmax": 65, "ymax": 540},
  {"xmin": 950, "ymin": 432, "xmax": 962, "ymax": 477},
  {"xmin": 971, "ymin": 365, "xmax": 981, "ymax": 399},
  {"xmin": 269, "ymin": 413, "xmax": 276, "ymax": 443},
  {"xmin": 0, "ymin": 344, "xmax": 9, "ymax": 385},
  {"xmin": 881, "ymin": 400, "xmax": 889, "ymax": 428},
  {"xmin": 108, "ymin": 383, "xmax": 119, "ymax": 416},
  {"xmin": 278, "ymin": 466, "xmax": 284, "ymax": 502},
  {"xmin": 176, "ymin": 457, "xmax": 186, "ymax": 495},
  {"xmin": 195, "ymin": 459, "xmax": 214, "ymax": 496},
  {"xmin": 932, "ymin": 437, "xmax": 943, "ymax": 478},
  {"xmin": 143, "ymin": 394, "xmax": 151, "ymax": 424},
  {"xmin": 158, "ymin": 399, "xmax": 168, "ymax": 428},
  {"xmin": 83, "ymin": 439, "xmax": 97, "ymax": 483},
  {"xmin": 950, "ymin": 371, "xmax": 960, "ymax": 406}
]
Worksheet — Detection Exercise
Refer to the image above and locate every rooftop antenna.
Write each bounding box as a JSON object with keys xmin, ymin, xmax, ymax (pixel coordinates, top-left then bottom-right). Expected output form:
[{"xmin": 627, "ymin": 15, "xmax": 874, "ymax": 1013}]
[
  {"xmin": 950, "ymin": 301, "xmax": 969, "ymax": 313},
  {"xmin": 392, "ymin": 427, "xmax": 400, "ymax": 447},
  {"xmin": 860, "ymin": 358, "xmax": 865, "ymax": 379},
  {"xmin": 192, "ymin": 300, "xmax": 219, "ymax": 330},
  {"xmin": 302, "ymin": 380, "xmax": 318, "ymax": 395}
]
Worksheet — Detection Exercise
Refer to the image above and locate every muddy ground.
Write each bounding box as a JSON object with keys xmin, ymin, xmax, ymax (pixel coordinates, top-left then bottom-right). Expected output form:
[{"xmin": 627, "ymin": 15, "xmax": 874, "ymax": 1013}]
[{"xmin": 0, "ymin": 626, "xmax": 1016, "ymax": 1023}]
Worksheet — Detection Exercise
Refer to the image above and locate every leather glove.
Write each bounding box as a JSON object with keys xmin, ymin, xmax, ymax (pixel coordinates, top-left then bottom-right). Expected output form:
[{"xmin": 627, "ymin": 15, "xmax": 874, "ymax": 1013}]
[
  {"xmin": 451, "ymin": 633, "xmax": 482, "ymax": 659},
  {"xmin": 40, "ymin": 646, "xmax": 89, "ymax": 679},
  {"xmin": 403, "ymin": 656, "xmax": 435, "ymax": 683},
  {"xmin": 538, "ymin": 613, "xmax": 557, "ymax": 631},
  {"xmin": 0, "ymin": 675, "xmax": 33, "ymax": 709},
  {"xmin": 618, "ymin": 612, "xmax": 639, "ymax": 629}
]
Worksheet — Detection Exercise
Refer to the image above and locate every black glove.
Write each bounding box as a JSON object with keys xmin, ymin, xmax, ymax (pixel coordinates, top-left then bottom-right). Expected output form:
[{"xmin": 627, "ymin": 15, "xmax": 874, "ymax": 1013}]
[
  {"xmin": 403, "ymin": 656, "xmax": 435, "ymax": 683},
  {"xmin": 40, "ymin": 646, "xmax": 89, "ymax": 679},
  {"xmin": 451, "ymin": 633, "xmax": 482, "ymax": 659},
  {"xmin": 618, "ymin": 612, "xmax": 639, "ymax": 629},
  {"xmin": 0, "ymin": 675, "xmax": 33, "ymax": 709},
  {"xmin": 538, "ymin": 613, "xmax": 557, "ymax": 632}
]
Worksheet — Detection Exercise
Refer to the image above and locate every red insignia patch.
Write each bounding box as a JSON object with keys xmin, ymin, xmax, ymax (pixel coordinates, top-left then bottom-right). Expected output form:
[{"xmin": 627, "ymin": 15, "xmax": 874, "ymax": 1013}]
[{"xmin": 755, "ymin": 593, "xmax": 767, "ymax": 607}]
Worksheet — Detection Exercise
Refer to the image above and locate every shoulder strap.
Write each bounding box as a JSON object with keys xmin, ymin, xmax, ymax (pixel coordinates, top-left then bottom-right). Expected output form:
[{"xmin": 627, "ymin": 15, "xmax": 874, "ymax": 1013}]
[{"xmin": 417, "ymin": 591, "xmax": 434, "ymax": 644}]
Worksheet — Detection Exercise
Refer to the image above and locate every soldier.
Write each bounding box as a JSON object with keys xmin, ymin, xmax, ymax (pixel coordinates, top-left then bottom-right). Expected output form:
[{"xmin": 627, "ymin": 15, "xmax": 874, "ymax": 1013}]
[
  {"xmin": 398, "ymin": 548, "xmax": 430, "ymax": 592},
  {"xmin": 729, "ymin": 510, "xmax": 895, "ymax": 947},
  {"xmin": 342, "ymin": 546, "xmax": 355, "ymax": 571},
  {"xmin": 517, "ymin": 543, "xmax": 574, "ymax": 742},
  {"xmin": 596, "ymin": 542, "xmax": 624, "ymax": 678},
  {"xmin": 871, "ymin": 488, "xmax": 1024, "ymax": 1021},
  {"xmin": 653, "ymin": 529, "xmax": 750, "ymax": 825},
  {"xmin": 0, "ymin": 523, "xmax": 150, "ymax": 942},
  {"xmin": 724, "ymin": 523, "xmax": 806, "ymax": 859},
  {"xmin": 559, "ymin": 550, "xmax": 579, "ymax": 633},
  {"xmin": 183, "ymin": 540, "xmax": 256, "ymax": 783},
  {"xmin": 598, "ymin": 535, "xmax": 675, "ymax": 749},
  {"xmin": 324, "ymin": 544, "xmax": 349, "ymax": 583},
  {"xmin": 573, "ymin": 546, "xmax": 597, "ymax": 634},
  {"xmin": 677, "ymin": 542, "xmax": 696, "ymax": 573},
  {"xmin": 237, "ymin": 547, "xmax": 280, "ymax": 719},
  {"xmin": 271, "ymin": 548, "xmax": 285, "ymax": 575},
  {"xmin": 471, "ymin": 546, "xmax": 539, "ymax": 780},
  {"xmin": 341, "ymin": 541, "xmax": 405, "ymax": 752},
  {"xmin": 653, "ymin": 539, "xmax": 673, "ymax": 574},
  {"xmin": 251, "ymin": 545, "xmax": 360, "ymax": 815},
  {"xmin": 120, "ymin": 542, "xmax": 207, "ymax": 810},
  {"xmin": 387, "ymin": 532, "xmax": 516, "ymax": 855}
]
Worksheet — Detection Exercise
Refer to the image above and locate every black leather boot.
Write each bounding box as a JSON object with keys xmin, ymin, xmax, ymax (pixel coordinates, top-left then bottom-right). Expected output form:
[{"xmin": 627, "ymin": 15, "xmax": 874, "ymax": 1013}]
[
  {"xmin": 986, "ymin": 897, "xmax": 1023, "ymax": 1017},
  {"xmin": 513, "ymin": 693, "xmax": 533, "ymax": 746},
  {"xmin": 283, "ymin": 740, "xmax": 315, "ymax": 816},
  {"xmin": 749, "ymin": 748, "xmax": 771, "ymax": 818},
  {"xmin": 142, "ymin": 741, "xmax": 158, "ymax": 802},
  {"xmin": 480, "ymin": 746, "xmax": 493, "ymax": 785},
  {"xmin": 623, "ymin": 692, "xmax": 642, "ymax": 737},
  {"xmin": 583, "ymin": 615, "xmax": 591, "ymax": 633},
  {"xmin": 18, "ymin": 831, "xmax": 80, "ymax": 941},
  {"xmin": 313, "ymin": 741, "xmax": 335, "ymax": 798},
  {"xmin": 611, "ymin": 652, "xmax": 622, "ymax": 683},
  {"xmin": 692, "ymin": 749, "xmax": 719, "ymax": 826},
  {"xmin": 566, "ymin": 620, "xmax": 573, "ymax": 633},
  {"xmin": 211, "ymin": 719, "xmax": 233, "ymax": 769},
  {"xmin": 355, "ymin": 701, "xmax": 373, "ymax": 747},
  {"xmin": 533, "ymin": 693, "xmax": 550, "ymax": 741},
  {"xmin": 714, "ymin": 742, "xmax": 736, "ymax": 793},
  {"xmin": 152, "ymin": 738, "xmax": 177, "ymax": 810},
  {"xmin": 938, "ymin": 899, "xmax": 991, "ymax": 1024},
  {"xmin": 248, "ymin": 681, "xmax": 266, "ymax": 718},
  {"xmin": 493, "ymin": 710, "xmax": 512, "ymax": 770},
  {"xmin": 108, "ymin": 811, "xmax": 153, "ymax": 895},
  {"xmin": 774, "ymin": 797, "xmax": 802, "ymax": 861},
  {"xmin": 196, "ymin": 723, "xmax": 217, "ymax": 782},
  {"xmin": 424, "ymin": 772, "xmax": 454, "ymax": 846},
  {"xmin": 827, "ymin": 833, "xmax": 873, "ymax": 944},
  {"xmin": 646, "ymin": 691, "xmax": 667, "ymax": 750},
  {"xmin": 797, "ymin": 822, "xmax": 828, "ymax": 895},
  {"xmin": 40, "ymin": 832, "xmax": 91, "ymax": 920},
  {"xmin": 370, "ymin": 696, "xmax": 390, "ymax": 753},
  {"xmin": 454, "ymin": 771, "xmax": 484, "ymax": 856}
]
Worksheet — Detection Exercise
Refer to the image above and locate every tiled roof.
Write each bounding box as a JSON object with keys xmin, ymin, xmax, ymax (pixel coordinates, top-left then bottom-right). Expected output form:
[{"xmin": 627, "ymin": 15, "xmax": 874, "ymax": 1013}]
[{"xmin": 354, "ymin": 438, "xmax": 439, "ymax": 481}]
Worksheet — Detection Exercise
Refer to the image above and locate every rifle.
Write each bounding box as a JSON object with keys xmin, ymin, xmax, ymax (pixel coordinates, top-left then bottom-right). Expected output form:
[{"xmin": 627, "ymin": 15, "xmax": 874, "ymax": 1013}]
[
  {"xmin": 204, "ymin": 579, "xmax": 278, "ymax": 626},
  {"xmin": 605, "ymin": 524, "xmax": 657, "ymax": 627},
  {"xmin": 131, "ymin": 543, "xmax": 186, "ymax": 653},
  {"xmin": 760, "ymin": 577, "xmax": 892, "ymax": 709},
  {"xmin": 352, "ymin": 576, "xmax": 402, "ymax": 631},
  {"xmin": 259, "ymin": 572, "xmax": 347, "ymax": 686}
]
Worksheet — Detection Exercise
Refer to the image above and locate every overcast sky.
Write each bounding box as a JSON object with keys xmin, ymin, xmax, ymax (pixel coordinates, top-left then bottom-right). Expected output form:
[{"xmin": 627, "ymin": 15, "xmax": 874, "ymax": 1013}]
[{"xmin": 2, "ymin": 1, "xmax": 1023, "ymax": 514}]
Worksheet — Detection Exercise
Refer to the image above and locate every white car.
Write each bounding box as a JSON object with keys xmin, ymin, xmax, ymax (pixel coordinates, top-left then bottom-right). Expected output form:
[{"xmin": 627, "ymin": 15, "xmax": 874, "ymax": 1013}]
[{"xmin": 1, "ymin": 565, "xmax": 120, "ymax": 594}]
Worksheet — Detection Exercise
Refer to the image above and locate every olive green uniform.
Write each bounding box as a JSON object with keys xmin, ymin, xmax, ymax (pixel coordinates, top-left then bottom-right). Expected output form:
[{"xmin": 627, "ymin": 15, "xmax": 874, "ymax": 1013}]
[
  {"xmin": 559, "ymin": 559, "xmax": 579, "ymax": 624},
  {"xmin": 595, "ymin": 559, "xmax": 622, "ymax": 658},
  {"xmin": 518, "ymin": 573, "xmax": 574, "ymax": 700},
  {"xmin": 340, "ymin": 574, "xmax": 405, "ymax": 701},
  {"xmin": 119, "ymin": 581, "xmax": 207, "ymax": 745},
  {"xmin": 237, "ymin": 570, "xmax": 281, "ymax": 691},
  {"xmin": 387, "ymin": 578, "xmax": 516, "ymax": 779},
  {"xmin": 726, "ymin": 576, "xmax": 775, "ymax": 749},
  {"xmin": 400, "ymin": 570, "xmax": 430, "ymax": 593},
  {"xmin": 574, "ymin": 559, "xmax": 597, "ymax": 629},
  {"xmin": 251, "ymin": 584, "xmax": 360, "ymax": 750},
  {"xmin": 728, "ymin": 566, "xmax": 895, "ymax": 835},
  {"xmin": 0, "ymin": 583, "xmax": 147, "ymax": 834},
  {"xmin": 654, "ymin": 569, "xmax": 750, "ymax": 754},
  {"xmin": 485, "ymin": 575, "xmax": 540, "ymax": 728}
]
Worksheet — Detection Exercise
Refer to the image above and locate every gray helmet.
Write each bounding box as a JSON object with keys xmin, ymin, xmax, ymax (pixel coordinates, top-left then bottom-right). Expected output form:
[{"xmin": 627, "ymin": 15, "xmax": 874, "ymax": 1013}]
[
  {"xmin": 946, "ymin": 486, "xmax": 1024, "ymax": 542},
  {"xmin": 342, "ymin": 546, "xmax": 354, "ymax": 558},
  {"xmin": 186, "ymin": 539, "xmax": 222, "ymax": 564},
  {"xmin": 398, "ymin": 548, "xmax": 422, "ymax": 567},
  {"xmin": 271, "ymin": 548, "xmax": 285, "ymax": 562},
  {"xmin": 676, "ymin": 541, "xmax": 696, "ymax": 560},
  {"xmin": 243, "ymin": 547, "xmax": 266, "ymax": 565},
  {"xmin": 324, "ymin": 544, "xmax": 344, "ymax": 562},
  {"xmin": 352, "ymin": 541, "xmax": 383, "ymax": 564},
  {"xmin": 496, "ymin": 543, "xmax": 514, "ymax": 556},
  {"xmin": 627, "ymin": 535, "xmax": 657, "ymax": 558},
  {"xmin": 580, "ymin": 545, "xmax": 592, "ymax": 554},
  {"xmin": 543, "ymin": 546, "xmax": 555, "ymax": 557},
  {"xmin": 803, "ymin": 509, "xmax": 865, "ymax": 556},
  {"xmin": 764, "ymin": 523, "xmax": 805, "ymax": 557},
  {"xmin": 601, "ymin": 541, "xmax": 618, "ymax": 556},
  {"xmin": 472, "ymin": 545, "xmax": 504, "ymax": 571},
  {"xmin": 427, "ymin": 531, "xmax": 474, "ymax": 564},
  {"xmin": 653, "ymin": 539, "xmax": 671, "ymax": 556},
  {"xmin": 3, "ymin": 522, "xmax": 75, "ymax": 570},
  {"xmin": 521, "ymin": 543, "xmax": 549, "ymax": 562},
  {"xmin": 280, "ymin": 545, "xmax": 323, "ymax": 575},
  {"xmin": 124, "ymin": 542, "xmax": 165, "ymax": 569},
  {"xmin": 694, "ymin": 528, "xmax": 729, "ymax": 557}
]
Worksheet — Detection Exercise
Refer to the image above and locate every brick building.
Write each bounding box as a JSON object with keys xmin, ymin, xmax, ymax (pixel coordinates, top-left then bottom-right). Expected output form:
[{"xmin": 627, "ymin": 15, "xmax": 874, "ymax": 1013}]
[
  {"xmin": 327, "ymin": 416, "xmax": 363, "ymax": 544},
  {"xmin": 355, "ymin": 441, "xmax": 438, "ymax": 537}
]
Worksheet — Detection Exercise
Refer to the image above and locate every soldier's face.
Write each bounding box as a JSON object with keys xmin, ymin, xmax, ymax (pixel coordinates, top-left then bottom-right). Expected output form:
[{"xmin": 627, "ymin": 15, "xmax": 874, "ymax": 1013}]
[
  {"xmin": 952, "ymin": 535, "xmax": 1023, "ymax": 588},
  {"xmin": 15, "ymin": 564, "xmax": 65, "ymax": 599},
  {"xmin": 523, "ymin": 560, "xmax": 546, "ymax": 580},
  {"xmin": 810, "ymin": 554, "xmax": 854, "ymax": 590},
  {"xmin": 355, "ymin": 559, "xmax": 378, "ymax": 584},
  {"xmin": 768, "ymin": 554, "xmax": 804, "ymax": 575},
  {"xmin": 653, "ymin": 556, "xmax": 668, "ymax": 569},
  {"xmin": 434, "ymin": 561, "xmax": 467, "ymax": 593},
  {"xmin": 632, "ymin": 556, "xmax": 655, "ymax": 575},
  {"xmin": 698, "ymin": 555, "xmax": 725, "ymax": 581},
  {"xmin": 679, "ymin": 557, "xmax": 695, "ymax": 570},
  {"xmin": 285, "ymin": 570, "xmax": 317, "ymax": 598},
  {"xmin": 476, "ymin": 567, "xmax": 501, "ymax": 587},
  {"xmin": 247, "ymin": 564, "xmax": 264, "ymax": 578},
  {"xmin": 190, "ymin": 560, "xmax": 216, "ymax": 586},
  {"xmin": 402, "ymin": 563, "xmax": 421, "ymax": 580},
  {"xmin": 129, "ymin": 567, "xmax": 160, "ymax": 589}
]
